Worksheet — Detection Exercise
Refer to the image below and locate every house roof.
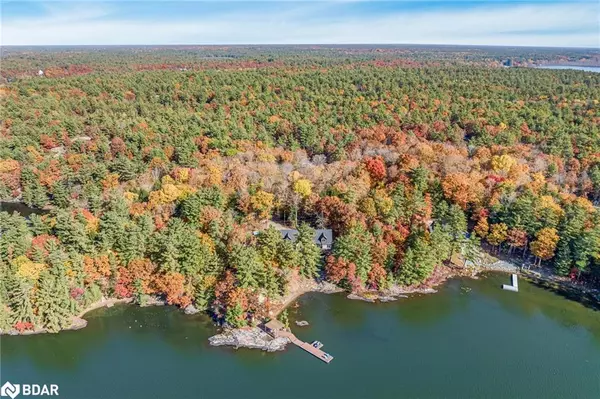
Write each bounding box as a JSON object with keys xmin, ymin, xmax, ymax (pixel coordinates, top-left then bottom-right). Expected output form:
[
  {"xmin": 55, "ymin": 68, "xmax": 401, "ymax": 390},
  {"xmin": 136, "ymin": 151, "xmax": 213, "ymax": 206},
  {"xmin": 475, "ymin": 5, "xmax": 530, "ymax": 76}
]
[
  {"xmin": 280, "ymin": 230, "xmax": 299, "ymax": 241},
  {"xmin": 265, "ymin": 319, "xmax": 285, "ymax": 330},
  {"xmin": 277, "ymin": 229, "xmax": 333, "ymax": 245},
  {"xmin": 314, "ymin": 229, "xmax": 333, "ymax": 245}
]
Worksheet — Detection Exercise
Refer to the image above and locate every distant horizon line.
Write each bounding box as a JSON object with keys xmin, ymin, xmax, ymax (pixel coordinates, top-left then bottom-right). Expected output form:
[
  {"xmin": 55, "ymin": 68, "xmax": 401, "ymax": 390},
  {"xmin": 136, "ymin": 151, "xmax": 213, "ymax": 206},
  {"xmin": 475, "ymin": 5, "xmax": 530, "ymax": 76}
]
[{"xmin": 2, "ymin": 43, "xmax": 599, "ymax": 50}]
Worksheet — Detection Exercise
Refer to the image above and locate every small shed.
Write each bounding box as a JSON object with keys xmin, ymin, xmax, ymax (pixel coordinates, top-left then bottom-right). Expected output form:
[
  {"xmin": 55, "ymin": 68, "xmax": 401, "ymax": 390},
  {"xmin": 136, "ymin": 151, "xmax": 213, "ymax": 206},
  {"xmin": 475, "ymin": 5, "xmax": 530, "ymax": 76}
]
[{"xmin": 264, "ymin": 319, "xmax": 286, "ymax": 337}]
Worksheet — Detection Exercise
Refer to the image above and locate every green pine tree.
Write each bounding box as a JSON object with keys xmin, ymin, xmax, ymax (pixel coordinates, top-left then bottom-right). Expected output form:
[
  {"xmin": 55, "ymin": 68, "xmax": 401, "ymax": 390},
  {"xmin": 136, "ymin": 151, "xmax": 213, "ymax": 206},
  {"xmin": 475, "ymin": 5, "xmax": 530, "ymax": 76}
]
[
  {"xmin": 28, "ymin": 214, "xmax": 50, "ymax": 236},
  {"xmin": 296, "ymin": 223, "xmax": 321, "ymax": 278},
  {"xmin": 54, "ymin": 210, "xmax": 92, "ymax": 253},
  {"xmin": 230, "ymin": 245, "xmax": 262, "ymax": 289},
  {"xmin": 430, "ymin": 225, "xmax": 453, "ymax": 264},
  {"xmin": 260, "ymin": 262, "xmax": 281, "ymax": 298},
  {"xmin": 461, "ymin": 234, "xmax": 481, "ymax": 268},
  {"xmin": 51, "ymin": 181, "xmax": 70, "ymax": 208},
  {"xmin": 444, "ymin": 204, "xmax": 467, "ymax": 257},
  {"xmin": 554, "ymin": 240, "xmax": 572, "ymax": 276},
  {"xmin": 193, "ymin": 276, "xmax": 215, "ymax": 312},
  {"xmin": 0, "ymin": 212, "xmax": 32, "ymax": 262},
  {"xmin": 35, "ymin": 271, "xmax": 73, "ymax": 333},
  {"xmin": 0, "ymin": 298, "xmax": 13, "ymax": 332},
  {"xmin": 225, "ymin": 302, "xmax": 246, "ymax": 328},
  {"xmin": 397, "ymin": 236, "xmax": 437, "ymax": 286},
  {"xmin": 278, "ymin": 240, "xmax": 300, "ymax": 270},
  {"xmin": 279, "ymin": 309, "xmax": 289, "ymax": 329},
  {"xmin": 132, "ymin": 279, "xmax": 147, "ymax": 306},
  {"xmin": 21, "ymin": 168, "xmax": 48, "ymax": 208},
  {"xmin": 7, "ymin": 274, "xmax": 37, "ymax": 327},
  {"xmin": 257, "ymin": 226, "xmax": 283, "ymax": 266},
  {"xmin": 334, "ymin": 224, "xmax": 373, "ymax": 283}
]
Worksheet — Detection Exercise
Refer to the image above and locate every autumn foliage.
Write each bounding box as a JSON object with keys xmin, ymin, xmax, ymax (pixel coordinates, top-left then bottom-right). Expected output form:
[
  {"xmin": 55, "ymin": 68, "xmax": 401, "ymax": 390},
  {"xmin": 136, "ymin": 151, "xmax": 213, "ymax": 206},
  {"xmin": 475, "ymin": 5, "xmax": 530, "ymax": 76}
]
[{"xmin": 1, "ymin": 46, "xmax": 599, "ymax": 333}]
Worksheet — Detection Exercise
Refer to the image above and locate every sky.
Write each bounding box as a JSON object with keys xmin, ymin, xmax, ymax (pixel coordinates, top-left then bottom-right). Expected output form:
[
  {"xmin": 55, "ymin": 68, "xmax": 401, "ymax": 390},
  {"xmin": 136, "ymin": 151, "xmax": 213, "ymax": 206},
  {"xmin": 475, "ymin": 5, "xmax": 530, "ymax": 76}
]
[{"xmin": 1, "ymin": 0, "xmax": 599, "ymax": 47}]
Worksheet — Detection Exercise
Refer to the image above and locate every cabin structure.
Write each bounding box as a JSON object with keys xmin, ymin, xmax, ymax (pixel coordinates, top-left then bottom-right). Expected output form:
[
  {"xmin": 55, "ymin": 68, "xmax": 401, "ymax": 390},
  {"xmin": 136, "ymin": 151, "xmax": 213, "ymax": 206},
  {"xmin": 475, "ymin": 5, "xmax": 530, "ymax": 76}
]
[
  {"xmin": 279, "ymin": 228, "xmax": 333, "ymax": 250},
  {"xmin": 263, "ymin": 319, "xmax": 286, "ymax": 338}
]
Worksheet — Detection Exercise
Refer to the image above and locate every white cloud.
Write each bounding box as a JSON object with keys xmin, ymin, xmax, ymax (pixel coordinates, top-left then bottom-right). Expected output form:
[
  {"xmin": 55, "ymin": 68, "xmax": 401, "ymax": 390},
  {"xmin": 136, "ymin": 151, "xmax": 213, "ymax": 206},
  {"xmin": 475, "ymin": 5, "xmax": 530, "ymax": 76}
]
[{"xmin": 1, "ymin": 2, "xmax": 599, "ymax": 47}]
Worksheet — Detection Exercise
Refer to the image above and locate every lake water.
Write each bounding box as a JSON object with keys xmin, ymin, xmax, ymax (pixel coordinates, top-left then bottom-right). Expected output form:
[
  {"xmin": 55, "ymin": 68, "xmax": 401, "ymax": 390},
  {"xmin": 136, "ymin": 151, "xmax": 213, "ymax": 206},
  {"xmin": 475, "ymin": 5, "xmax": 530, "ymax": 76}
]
[
  {"xmin": 0, "ymin": 202, "xmax": 46, "ymax": 217},
  {"xmin": 537, "ymin": 65, "xmax": 600, "ymax": 73},
  {"xmin": 2, "ymin": 273, "xmax": 600, "ymax": 399}
]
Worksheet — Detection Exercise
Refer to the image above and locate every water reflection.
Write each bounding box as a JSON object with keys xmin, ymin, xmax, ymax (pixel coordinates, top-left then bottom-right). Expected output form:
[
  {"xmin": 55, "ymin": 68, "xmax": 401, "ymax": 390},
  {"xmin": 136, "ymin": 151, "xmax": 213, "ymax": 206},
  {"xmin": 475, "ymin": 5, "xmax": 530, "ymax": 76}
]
[
  {"xmin": 395, "ymin": 290, "xmax": 462, "ymax": 327},
  {"xmin": 2, "ymin": 305, "xmax": 215, "ymax": 371},
  {"xmin": 2, "ymin": 323, "xmax": 110, "ymax": 371},
  {"xmin": 471, "ymin": 273, "xmax": 600, "ymax": 344}
]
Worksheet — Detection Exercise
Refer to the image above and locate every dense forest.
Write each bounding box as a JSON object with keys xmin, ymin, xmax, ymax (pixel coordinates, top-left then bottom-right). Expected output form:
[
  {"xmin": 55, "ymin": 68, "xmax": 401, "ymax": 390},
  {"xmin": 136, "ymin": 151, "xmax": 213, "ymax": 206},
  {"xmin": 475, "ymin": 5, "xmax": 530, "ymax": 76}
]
[{"xmin": 1, "ymin": 46, "xmax": 599, "ymax": 334}]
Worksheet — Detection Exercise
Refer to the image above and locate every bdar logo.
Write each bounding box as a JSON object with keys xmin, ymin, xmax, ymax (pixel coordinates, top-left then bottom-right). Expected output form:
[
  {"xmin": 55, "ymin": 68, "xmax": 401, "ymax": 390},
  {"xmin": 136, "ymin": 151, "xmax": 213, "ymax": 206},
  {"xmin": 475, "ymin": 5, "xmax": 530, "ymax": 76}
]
[
  {"xmin": 0, "ymin": 382, "xmax": 20, "ymax": 399},
  {"xmin": 0, "ymin": 382, "xmax": 58, "ymax": 398}
]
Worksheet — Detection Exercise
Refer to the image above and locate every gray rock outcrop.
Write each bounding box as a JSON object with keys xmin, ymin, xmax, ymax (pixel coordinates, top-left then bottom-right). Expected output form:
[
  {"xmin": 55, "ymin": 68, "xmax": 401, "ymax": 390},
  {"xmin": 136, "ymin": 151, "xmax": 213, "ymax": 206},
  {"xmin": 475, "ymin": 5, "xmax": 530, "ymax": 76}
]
[
  {"xmin": 209, "ymin": 328, "xmax": 290, "ymax": 352},
  {"xmin": 486, "ymin": 260, "xmax": 519, "ymax": 273},
  {"xmin": 184, "ymin": 304, "xmax": 199, "ymax": 315}
]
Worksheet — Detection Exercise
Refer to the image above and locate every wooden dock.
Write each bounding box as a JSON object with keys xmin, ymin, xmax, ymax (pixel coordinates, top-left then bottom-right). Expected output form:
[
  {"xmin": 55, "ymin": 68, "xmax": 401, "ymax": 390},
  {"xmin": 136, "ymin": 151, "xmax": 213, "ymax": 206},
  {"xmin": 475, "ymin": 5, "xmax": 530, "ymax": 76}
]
[
  {"xmin": 278, "ymin": 331, "xmax": 334, "ymax": 363},
  {"xmin": 502, "ymin": 273, "xmax": 519, "ymax": 292}
]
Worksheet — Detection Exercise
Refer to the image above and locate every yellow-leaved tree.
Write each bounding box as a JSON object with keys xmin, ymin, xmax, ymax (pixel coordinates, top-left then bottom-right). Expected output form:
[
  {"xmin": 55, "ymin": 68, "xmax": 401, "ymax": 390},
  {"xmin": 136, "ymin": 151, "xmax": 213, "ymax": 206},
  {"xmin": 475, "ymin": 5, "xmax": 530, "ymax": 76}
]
[
  {"xmin": 250, "ymin": 190, "xmax": 275, "ymax": 219},
  {"xmin": 13, "ymin": 255, "xmax": 47, "ymax": 282},
  {"xmin": 491, "ymin": 154, "xmax": 517, "ymax": 174},
  {"xmin": 530, "ymin": 227, "xmax": 559, "ymax": 266},
  {"xmin": 487, "ymin": 223, "xmax": 508, "ymax": 252},
  {"xmin": 293, "ymin": 178, "xmax": 312, "ymax": 198}
]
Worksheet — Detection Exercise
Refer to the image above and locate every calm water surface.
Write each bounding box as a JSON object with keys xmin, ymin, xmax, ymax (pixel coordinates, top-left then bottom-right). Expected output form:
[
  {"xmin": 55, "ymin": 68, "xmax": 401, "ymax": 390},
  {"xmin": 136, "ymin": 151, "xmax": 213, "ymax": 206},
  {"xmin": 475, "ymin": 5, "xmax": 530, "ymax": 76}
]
[
  {"xmin": 2, "ymin": 274, "xmax": 600, "ymax": 399},
  {"xmin": 537, "ymin": 65, "xmax": 600, "ymax": 73}
]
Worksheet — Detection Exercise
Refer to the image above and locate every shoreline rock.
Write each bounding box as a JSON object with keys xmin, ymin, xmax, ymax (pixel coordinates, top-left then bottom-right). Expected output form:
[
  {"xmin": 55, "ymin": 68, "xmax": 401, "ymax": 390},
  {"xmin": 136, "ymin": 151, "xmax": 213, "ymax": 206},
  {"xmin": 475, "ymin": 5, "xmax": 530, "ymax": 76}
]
[
  {"xmin": 314, "ymin": 281, "xmax": 344, "ymax": 294},
  {"xmin": 347, "ymin": 293, "xmax": 376, "ymax": 302},
  {"xmin": 184, "ymin": 304, "xmax": 199, "ymax": 315},
  {"xmin": 484, "ymin": 260, "xmax": 519, "ymax": 273},
  {"xmin": 208, "ymin": 327, "xmax": 290, "ymax": 352},
  {"xmin": 378, "ymin": 296, "xmax": 398, "ymax": 302},
  {"xmin": 387, "ymin": 285, "xmax": 438, "ymax": 296},
  {"xmin": 70, "ymin": 317, "xmax": 88, "ymax": 330},
  {"xmin": 142, "ymin": 296, "xmax": 166, "ymax": 307}
]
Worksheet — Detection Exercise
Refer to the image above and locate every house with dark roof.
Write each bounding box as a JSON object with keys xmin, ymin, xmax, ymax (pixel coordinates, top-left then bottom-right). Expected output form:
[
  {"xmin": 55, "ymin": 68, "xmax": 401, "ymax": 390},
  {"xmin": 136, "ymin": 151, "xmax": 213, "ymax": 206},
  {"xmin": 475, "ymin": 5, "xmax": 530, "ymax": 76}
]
[
  {"xmin": 280, "ymin": 229, "xmax": 299, "ymax": 242},
  {"xmin": 314, "ymin": 230, "xmax": 333, "ymax": 250},
  {"xmin": 279, "ymin": 229, "xmax": 333, "ymax": 250}
]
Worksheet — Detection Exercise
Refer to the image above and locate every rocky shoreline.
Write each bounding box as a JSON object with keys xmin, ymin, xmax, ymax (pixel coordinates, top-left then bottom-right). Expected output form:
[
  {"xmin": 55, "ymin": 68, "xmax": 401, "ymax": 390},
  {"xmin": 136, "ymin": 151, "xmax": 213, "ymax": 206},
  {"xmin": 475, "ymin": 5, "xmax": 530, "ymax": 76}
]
[
  {"xmin": 205, "ymin": 261, "xmax": 522, "ymax": 351},
  {"xmin": 345, "ymin": 283, "xmax": 439, "ymax": 303},
  {"xmin": 208, "ymin": 327, "xmax": 290, "ymax": 352},
  {"xmin": 7, "ymin": 255, "xmax": 596, "ymax": 339},
  {"xmin": 484, "ymin": 260, "xmax": 519, "ymax": 274},
  {"xmin": 342, "ymin": 257, "xmax": 522, "ymax": 304}
]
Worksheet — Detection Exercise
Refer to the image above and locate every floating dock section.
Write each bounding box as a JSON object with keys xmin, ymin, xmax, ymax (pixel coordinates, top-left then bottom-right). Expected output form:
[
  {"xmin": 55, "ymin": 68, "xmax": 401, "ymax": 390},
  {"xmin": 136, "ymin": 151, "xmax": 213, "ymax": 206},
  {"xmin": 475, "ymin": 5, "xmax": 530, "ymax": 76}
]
[
  {"xmin": 278, "ymin": 331, "xmax": 334, "ymax": 363},
  {"xmin": 502, "ymin": 273, "xmax": 519, "ymax": 292}
]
